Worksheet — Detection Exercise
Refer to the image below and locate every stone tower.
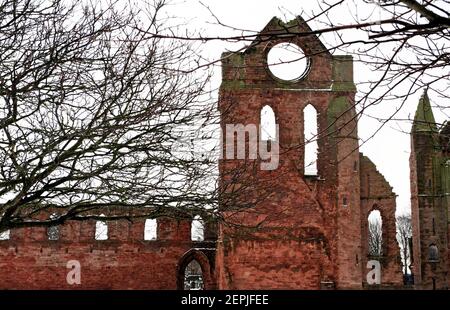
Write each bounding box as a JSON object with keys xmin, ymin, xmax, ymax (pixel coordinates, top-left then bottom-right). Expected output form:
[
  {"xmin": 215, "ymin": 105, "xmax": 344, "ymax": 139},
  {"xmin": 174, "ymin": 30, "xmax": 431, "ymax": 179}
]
[
  {"xmin": 410, "ymin": 91, "xmax": 450, "ymax": 289},
  {"xmin": 216, "ymin": 16, "xmax": 402, "ymax": 289}
]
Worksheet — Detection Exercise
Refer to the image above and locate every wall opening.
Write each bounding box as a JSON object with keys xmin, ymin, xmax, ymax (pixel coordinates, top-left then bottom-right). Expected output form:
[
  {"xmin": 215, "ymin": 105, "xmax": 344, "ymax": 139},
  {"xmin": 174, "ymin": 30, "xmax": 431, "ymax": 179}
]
[
  {"xmin": 184, "ymin": 259, "xmax": 204, "ymax": 290},
  {"xmin": 0, "ymin": 229, "xmax": 10, "ymax": 240},
  {"xmin": 144, "ymin": 219, "xmax": 157, "ymax": 240},
  {"xmin": 191, "ymin": 215, "xmax": 204, "ymax": 241},
  {"xmin": 95, "ymin": 214, "xmax": 108, "ymax": 240},
  {"xmin": 342, "ymin": 197, "xmax": 348, "ymax": 207},
  {"xmin": 368, "ymin": 210, "xmax": 383, "ymax": 256},
  {"xmin": 47, "ymin": 213, "xmax": 60, "ymax": 241},
  {"xmin": 304, "ymin": 104, "xmax": 318, "ymax": 175},
  {"xmin": 183, "ymin": 259, "xmax": 204, "ymax": 290},
  {"xmin": 260, "ymin": 105, "xmax": 276, "ymax": 141},
  {"xmin": 267, "ymin": 43, "xmax": 309, "ymax": 81},
  {"xmin": 176, "ymin": 250, "xmax": 211, "ymax": 290},
  {"xmin": 429, "ymin": 244, "xmax": 439, "ymax": 261}
]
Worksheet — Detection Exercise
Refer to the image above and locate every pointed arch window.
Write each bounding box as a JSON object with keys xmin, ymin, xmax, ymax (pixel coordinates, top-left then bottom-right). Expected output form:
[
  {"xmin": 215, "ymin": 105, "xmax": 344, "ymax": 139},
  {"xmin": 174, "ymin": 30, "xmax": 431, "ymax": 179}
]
[
  {"xmin": 260, "ymin": 105, "xmax": 276, "ymax": 141},
  {"xmin": 304, "ymin": 104, "xmax": 318, "ymax": 175},
  {"xmin": 368, "ymin": 210, "xmax": 383, "ymax": 256}
]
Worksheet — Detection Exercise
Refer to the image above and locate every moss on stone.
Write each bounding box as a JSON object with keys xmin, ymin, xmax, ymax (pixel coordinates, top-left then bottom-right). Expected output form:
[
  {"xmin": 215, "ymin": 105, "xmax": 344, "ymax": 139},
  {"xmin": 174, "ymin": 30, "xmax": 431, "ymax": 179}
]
[
  {"xmin": 220, "ymin": 80, "xmax": 246, "ymax": 90},
  {"xmin": 413, "ymin": 90, "xmax": 438, "ymax": 133},
  {"xmin": 331, "ymin": 82, "xmax": 356, "ymax": 91},
  {"xmin": 325, "ymin": 96, "xmax": 350, "ymax": 143}
]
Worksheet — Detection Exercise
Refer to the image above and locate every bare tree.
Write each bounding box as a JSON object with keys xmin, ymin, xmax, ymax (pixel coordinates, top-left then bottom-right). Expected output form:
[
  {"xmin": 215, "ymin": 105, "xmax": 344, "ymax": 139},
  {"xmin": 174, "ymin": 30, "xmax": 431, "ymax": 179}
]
[
  {"xmin": 316, "ymin": 0, "xmax": 449, "ymax": 132},
  {"xmin": 368, "ymin": 219, "xmax": 383, "ymax": 257},
  {"xmin": 154, "ymin": 0, "xmax": 449, "ymax": 139},
  {"xmin": 397, "ymin": 214, "xmax": 413, "ymax": 275},
  {"xmin": 0, "ymin": 0, "xmax": 221, "ymax": 232},
  {"xmin": 1, "ymin": 0, "xmax": 448, "ymax": 234}
]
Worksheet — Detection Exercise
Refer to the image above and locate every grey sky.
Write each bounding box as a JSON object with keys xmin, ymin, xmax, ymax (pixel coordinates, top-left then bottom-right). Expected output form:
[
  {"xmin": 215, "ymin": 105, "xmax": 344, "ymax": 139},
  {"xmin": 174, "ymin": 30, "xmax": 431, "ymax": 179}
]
[{"xmin": 165, "ymin": 0, "xmax": 448, "ymax": 215}]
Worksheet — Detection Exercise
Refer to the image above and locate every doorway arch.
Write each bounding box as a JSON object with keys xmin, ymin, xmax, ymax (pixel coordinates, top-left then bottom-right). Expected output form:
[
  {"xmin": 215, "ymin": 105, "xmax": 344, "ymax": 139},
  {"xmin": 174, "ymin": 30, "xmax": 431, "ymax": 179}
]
[{"xmin": 176, "ymin": 249, "xmax": 214, "ymax": 290}]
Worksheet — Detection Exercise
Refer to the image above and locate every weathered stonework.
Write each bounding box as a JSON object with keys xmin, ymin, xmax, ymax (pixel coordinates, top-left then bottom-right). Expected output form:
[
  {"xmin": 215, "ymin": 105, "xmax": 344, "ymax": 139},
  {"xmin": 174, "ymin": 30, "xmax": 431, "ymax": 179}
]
[
  {"xmin": 410, "ymin": 92, "xmax": 450, "ymax": 290},
  {"xmin": 0, "ymin": 16, "xmax": 410, "ymax": 290},
  {"xmin": 0, "ymin": 217, "xmax": 217, "ymax": 289},
  {"xmin": 216, "ymin": 17, "xmax": 402, "ymax": 290}
]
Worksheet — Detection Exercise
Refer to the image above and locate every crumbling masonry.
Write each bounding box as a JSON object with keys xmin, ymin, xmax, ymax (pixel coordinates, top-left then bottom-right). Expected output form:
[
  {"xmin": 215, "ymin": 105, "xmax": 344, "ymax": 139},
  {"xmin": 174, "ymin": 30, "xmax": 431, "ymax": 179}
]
[{"xmin": 0, "ymin": 17, "xmax": 447, "ymax": 290}]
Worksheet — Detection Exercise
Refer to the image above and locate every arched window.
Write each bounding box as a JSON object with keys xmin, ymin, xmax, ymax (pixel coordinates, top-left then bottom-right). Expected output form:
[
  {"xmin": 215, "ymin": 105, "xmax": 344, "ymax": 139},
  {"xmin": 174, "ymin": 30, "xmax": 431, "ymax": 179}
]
[
  {"xmin": 368, "ymin": 210, "xmax": 383, "ymax": 256},
  {"xmin": 183, "ymin": 260, "xmax": 204, "ymax": 290},
  {"xmin": 260, "ymin": 105, "xmax": 276, "ymax": 141},
  {"xmin": 0, "ymin": 230, "xmax": 10, "ymax": 240},
  {"xmin": 429, "ymin": 244, "xmax": 439, "ymax": 261},
  {"xmin": 304, "ymin": 104, "xmax": 318, "ymax": 175},
  {"xmin": 144, "ymin": 219, "xmax": 157, "ymax": 241},
  {"xmin": 47, "ymin": 213, "xmax": 60, "ymax": 241},
  {"xmin": 191, "ymin": 215, "xmax": 204, "ymax": 242},
  {"xmin": 95, "ymin": 214, "xmax": 108, "ymax": 240}
]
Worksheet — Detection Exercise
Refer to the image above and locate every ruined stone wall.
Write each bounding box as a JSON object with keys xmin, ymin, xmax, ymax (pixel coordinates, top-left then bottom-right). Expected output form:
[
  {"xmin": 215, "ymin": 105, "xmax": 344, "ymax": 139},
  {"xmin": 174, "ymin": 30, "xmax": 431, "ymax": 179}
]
[
  {"xmin": 0, "ymin": 15, "xmax": 409, "ymax": 291},
  {"xmin": 359, "ymin": 154, "xmax": 403, "ymax": 287},
  {"xmin": 216, "ymin": 239, "xmax": 326, "ymax": 289},
  {"xmin": 216, "ymin": 17, "xmax": 367, "ymax": 290},
  {"xmin": 0, "ymin": 217, "xmax": 216, "ymax": 289}
]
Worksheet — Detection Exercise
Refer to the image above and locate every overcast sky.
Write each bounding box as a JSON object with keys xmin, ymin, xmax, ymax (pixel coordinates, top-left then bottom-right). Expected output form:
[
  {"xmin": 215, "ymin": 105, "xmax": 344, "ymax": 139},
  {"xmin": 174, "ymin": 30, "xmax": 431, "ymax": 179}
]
[{"xmin": 163, "ymin": 0, "xmax": 448, "ymax": 216}]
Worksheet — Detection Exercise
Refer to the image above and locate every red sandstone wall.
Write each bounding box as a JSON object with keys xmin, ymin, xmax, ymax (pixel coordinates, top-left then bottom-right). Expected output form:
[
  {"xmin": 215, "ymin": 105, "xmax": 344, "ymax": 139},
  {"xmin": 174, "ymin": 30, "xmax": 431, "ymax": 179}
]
[
  {"xmin": 332, "ymin": 94, "xmax": 363, "ymax": 289},
  {"xmin": 359, "ymin": 154, "xmax": 403, "ymax": 287},
  {"xmin": 217, "ymin": 17, "xmax": 365, "ymax": 290},
  {"xmin": 410, "ymin": 131, "xmax": 449, "ymax": 290},
  {"xmin": 409, "ymin": 142, "xmax": 423, "ymax": 286},
  {"xmin": 0, "ymin": 17, "xmax": 411, "ymax": 291},
  {"xmin": 217, "ymin": 87, "xmax": 346, "ymax": 289},
  {"xmin": 217, "ymin": 240, "xmax": 325, "ymax": 289},
  {"xmin": 0, "ymin": 218, "xmax": 216, "ymax": 289},
  {"xmin": 216, "ymin": 162, "xmax": 334, "ymax": 289}
]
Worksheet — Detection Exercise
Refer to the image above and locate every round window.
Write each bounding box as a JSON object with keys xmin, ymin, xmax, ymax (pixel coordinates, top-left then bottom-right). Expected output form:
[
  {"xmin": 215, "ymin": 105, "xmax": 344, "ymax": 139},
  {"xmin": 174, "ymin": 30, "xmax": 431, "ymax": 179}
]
[{"xmin": 267, "ymin": 43, "xmax": 309, "ymax": 81}]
